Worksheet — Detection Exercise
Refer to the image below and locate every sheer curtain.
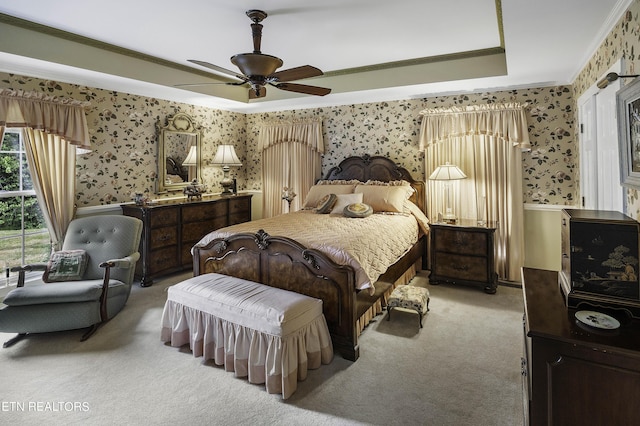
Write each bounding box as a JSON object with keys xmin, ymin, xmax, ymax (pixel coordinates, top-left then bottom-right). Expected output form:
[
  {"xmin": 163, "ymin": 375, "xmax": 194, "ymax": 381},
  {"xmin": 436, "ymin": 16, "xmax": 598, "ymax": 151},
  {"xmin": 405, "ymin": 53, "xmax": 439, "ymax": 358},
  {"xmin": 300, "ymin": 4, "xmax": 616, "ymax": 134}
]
[
  {"xmin": 258, "ymin": 119, "xmax": 324, "ymax": 218},
  {"xmin": 0, "ymin": 89, "xmax": 90, "ymax": 249},
  {"xmin": 419, "ymin": 103, "xmax": 530, "ymax": 282}
]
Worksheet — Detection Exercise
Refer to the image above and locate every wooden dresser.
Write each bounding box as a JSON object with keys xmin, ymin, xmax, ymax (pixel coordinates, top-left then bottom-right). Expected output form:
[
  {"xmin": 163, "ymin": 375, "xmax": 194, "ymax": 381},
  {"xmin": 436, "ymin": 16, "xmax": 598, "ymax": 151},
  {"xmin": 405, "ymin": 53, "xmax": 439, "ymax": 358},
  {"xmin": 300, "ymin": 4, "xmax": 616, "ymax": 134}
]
[
  {"xmin": 429, "ymin": 220, "xmax": 498, "ymax": 293},
  {"xmin": 121, "ymin": 194, "xmax": 251, "ymax": 286},
  {"xmin": 522, "ymin": 267, "xmax": 640, "ymax": 426}
]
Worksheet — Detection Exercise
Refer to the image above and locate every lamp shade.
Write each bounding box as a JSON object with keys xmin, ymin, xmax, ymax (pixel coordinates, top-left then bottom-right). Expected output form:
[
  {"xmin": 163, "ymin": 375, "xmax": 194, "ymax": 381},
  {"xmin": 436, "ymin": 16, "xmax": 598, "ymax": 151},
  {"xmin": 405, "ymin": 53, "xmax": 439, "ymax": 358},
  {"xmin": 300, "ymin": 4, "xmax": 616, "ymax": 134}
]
[
  {"xmin": 428, "ymin": 162, "xmax": 467, "ymax": 180},
  {"xmin": 211, "ymin": 145, "xmax": 242, "ymax": 167},
  {"xmin": 182, "ymin": 146, "xmax": 198, "ymax": 166}
]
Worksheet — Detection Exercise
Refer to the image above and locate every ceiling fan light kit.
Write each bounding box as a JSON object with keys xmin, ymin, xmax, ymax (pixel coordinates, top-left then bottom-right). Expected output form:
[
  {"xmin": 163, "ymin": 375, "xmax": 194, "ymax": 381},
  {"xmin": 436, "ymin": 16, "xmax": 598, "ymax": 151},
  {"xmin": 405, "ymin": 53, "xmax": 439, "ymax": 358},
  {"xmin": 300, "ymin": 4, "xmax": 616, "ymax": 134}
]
[{"xmin": 184, "ymin": 9, "xmax": 331, "ymax": 99}]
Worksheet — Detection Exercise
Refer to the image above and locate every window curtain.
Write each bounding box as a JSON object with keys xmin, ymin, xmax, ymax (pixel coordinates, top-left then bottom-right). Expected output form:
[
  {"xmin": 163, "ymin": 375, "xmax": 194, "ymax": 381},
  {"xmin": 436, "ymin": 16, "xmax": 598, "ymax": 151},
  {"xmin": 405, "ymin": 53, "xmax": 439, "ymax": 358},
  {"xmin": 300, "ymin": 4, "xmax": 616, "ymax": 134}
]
[
  {"xmin": 0, "ymin": 89, "xmax": 90, "ymax": 249},
  {"xmin": 419, "ymin": 103, "xmax": 530, "ymax": 282},
  {"xmin": 258, "ymin": 119, "xmax": 324, "ymax": 218}
]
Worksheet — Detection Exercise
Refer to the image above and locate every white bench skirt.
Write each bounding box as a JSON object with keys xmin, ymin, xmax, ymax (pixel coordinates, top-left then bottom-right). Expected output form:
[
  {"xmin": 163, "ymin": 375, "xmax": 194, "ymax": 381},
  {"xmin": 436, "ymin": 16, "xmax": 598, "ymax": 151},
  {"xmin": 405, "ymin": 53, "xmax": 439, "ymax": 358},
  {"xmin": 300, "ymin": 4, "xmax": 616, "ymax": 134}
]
[{"xmin": 160, "ymin": 273, "xmax": 333, "ymax": 399}]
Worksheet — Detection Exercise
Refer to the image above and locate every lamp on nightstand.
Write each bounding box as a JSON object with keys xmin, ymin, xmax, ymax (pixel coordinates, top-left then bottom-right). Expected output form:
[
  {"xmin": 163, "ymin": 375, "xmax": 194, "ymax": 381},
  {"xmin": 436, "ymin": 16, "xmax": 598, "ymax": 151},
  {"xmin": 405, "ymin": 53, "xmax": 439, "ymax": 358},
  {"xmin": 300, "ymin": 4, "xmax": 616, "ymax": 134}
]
[
  {"xmin": 212, "ymin": 145, "xmax": 242, "ymax": 196},
  {"xmin": 429, "ymin": 162, "xmax": 467, "ymax": 224}
]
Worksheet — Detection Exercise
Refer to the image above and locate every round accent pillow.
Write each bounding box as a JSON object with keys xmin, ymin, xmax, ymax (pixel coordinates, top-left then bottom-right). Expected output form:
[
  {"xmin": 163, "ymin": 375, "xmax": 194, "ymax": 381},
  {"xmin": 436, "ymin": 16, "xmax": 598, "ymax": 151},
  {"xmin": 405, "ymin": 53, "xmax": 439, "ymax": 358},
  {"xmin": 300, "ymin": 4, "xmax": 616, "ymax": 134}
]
[
  {"xmin": 344, "ymin": 202, "xmax": 373, "ymax": 218},
  {"xmin": 316, "ymin": 193, "xmax": 338, "ymax": 214}
]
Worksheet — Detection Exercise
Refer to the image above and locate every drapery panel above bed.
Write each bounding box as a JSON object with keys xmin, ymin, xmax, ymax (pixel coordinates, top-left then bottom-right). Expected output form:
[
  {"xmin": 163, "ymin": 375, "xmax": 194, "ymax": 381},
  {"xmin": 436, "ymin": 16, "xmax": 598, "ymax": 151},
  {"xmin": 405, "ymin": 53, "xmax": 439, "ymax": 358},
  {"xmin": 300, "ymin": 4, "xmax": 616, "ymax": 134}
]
[{"xmin": 194, "ymin": 210, "xmax": 420, "ymax": 294}]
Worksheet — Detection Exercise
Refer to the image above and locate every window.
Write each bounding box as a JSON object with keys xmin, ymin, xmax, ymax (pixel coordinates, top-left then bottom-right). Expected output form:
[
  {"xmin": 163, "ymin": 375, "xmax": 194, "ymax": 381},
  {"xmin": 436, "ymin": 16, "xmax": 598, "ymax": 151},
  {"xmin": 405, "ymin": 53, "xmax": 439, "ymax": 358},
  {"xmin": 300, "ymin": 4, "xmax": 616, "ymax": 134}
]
[{"xmin": 0, "ymin": 129, "xmax": 50, "ymax": 287}]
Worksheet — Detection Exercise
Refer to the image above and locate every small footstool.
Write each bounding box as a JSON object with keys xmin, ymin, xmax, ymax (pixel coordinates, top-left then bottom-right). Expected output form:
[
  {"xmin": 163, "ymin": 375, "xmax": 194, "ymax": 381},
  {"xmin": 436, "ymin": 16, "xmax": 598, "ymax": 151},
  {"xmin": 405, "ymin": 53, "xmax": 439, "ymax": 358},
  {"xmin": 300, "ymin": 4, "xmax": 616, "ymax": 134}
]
[{"xmin": 387, "ymin": 285, "xmax": 430, "ymax": 328}]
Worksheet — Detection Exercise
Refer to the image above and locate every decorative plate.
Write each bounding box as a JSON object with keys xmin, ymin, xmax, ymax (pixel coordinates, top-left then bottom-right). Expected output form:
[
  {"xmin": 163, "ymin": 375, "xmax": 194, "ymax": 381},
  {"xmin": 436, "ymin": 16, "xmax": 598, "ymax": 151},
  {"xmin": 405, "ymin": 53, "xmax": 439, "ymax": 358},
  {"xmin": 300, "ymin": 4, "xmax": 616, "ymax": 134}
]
[{"xmin": 575, "ymin": 310, "xmax": 621, "ymax": 330}]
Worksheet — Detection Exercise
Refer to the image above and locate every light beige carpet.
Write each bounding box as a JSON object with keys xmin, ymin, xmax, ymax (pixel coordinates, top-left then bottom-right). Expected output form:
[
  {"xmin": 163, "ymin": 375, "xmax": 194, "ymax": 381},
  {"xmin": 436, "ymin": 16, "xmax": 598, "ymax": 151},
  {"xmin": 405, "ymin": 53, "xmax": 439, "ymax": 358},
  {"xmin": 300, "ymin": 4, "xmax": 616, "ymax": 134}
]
[{"xmin": 0, "ymin": 270, "xmax": 524, "ymax": 426}]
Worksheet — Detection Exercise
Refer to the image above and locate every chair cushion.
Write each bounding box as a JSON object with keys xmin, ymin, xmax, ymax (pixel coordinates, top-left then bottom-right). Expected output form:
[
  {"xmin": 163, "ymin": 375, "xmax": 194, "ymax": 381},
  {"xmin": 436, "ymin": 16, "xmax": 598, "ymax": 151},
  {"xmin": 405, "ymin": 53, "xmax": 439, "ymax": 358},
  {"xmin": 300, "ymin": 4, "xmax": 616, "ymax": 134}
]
[
  {"xmin": 43, "ymin": 250, "xmax": 89, "ymax": 282},
  {"xmin": 2, "ymin": 280, "xmax": 126, "ymax": 306}
]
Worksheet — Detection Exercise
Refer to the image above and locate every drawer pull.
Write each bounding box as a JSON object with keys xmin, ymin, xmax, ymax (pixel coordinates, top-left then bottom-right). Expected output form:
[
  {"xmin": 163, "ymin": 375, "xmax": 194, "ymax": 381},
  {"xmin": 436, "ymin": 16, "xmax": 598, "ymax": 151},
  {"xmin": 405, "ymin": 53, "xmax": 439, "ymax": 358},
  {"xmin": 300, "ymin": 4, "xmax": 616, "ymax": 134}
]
[
  {"xmin": 452, "ymin": 264, "xmax": 469, "ymax": 271},
  {"xmin": 159, "ymin": 235, "xmax": 171, "ymax": 241}
]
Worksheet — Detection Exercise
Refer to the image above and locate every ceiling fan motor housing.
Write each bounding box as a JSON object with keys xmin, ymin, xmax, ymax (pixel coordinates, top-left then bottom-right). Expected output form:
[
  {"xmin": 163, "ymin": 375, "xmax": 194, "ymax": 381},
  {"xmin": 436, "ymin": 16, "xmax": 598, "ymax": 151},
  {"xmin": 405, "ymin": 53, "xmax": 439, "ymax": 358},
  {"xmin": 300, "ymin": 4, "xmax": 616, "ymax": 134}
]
[{"xmin": 231, "ymin": 53, "xmax": 283, "ymax": 78}]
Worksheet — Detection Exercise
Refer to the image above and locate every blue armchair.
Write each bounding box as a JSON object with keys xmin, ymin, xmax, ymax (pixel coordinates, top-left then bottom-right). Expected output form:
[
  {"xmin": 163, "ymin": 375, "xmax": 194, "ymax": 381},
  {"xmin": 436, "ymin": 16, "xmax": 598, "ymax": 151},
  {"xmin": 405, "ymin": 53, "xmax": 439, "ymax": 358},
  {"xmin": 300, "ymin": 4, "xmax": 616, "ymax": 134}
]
[{"xmin": 0, "ymin": 215, "xmax": 143, "ymax": 347}]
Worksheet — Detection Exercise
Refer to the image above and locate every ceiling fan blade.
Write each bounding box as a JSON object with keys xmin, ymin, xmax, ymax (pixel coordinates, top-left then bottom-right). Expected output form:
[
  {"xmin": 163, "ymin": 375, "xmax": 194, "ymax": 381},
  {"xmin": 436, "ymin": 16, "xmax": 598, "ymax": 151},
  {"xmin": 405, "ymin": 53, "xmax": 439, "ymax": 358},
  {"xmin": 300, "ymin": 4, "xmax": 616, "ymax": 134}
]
[
  {"xmin": 174, "ymin": 81, "xmax": 247, "ymax": 88},
  {"xmin": 249, "ymin": 86, "xmax": 267, "ymax": 99},
  {"xmin": 274, "ymin": 83, "xmax": 331, "ymax": 96},
  {"xmin": 187, "ymin": 60, "xmax": 246, "ymax": 80},
  {"xmin": 269, "ymin": 65, "xmax": 324, "ymax": 82}
]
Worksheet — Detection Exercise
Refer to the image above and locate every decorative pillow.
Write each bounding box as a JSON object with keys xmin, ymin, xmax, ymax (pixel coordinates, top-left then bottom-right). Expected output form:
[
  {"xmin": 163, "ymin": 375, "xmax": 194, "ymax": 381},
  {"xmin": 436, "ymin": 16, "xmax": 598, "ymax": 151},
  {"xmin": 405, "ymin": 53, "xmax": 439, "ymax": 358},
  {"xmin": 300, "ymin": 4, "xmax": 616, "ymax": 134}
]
[
  {"xmin": 302, "ymin": 184, "xmax": 356, "ymax": 208},
  {"xmin": 344, "ymin": 203, "xmax": 373, "ymax": 218},
  {"xmin": 43, "ymin": 250, "xmax": 89, "ymax": 282},
  {"xmin": 330, "ymin": 193, "xmax": 364, "ymax": 214},
  {"xmin": 354, "ymin": 184, "xmax": 414, "ymax": 213},
  {"xmin": 316, "ymin": 193, "xmax": 338, "ymax": 214}
]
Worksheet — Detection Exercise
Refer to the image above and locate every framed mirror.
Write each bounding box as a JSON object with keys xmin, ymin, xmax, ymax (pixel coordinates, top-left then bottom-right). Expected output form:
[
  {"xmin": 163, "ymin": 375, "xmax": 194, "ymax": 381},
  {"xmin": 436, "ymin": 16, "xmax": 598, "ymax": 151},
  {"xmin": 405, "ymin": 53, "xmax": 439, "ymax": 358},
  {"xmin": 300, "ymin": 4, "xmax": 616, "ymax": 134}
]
[{"xmin": 157, "ymin": 113, "xmax": 202, "ymax": 193}]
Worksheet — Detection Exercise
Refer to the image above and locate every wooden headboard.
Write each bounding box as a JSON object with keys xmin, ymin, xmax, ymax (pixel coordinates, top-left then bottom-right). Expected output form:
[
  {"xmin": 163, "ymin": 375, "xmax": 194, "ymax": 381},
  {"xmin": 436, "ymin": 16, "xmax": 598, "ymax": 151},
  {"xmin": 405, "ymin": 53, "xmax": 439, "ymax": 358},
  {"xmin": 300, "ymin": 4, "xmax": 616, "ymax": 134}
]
[{"xmin": 323, "ymin": 154, "xmax": 425, "ymax": 212}]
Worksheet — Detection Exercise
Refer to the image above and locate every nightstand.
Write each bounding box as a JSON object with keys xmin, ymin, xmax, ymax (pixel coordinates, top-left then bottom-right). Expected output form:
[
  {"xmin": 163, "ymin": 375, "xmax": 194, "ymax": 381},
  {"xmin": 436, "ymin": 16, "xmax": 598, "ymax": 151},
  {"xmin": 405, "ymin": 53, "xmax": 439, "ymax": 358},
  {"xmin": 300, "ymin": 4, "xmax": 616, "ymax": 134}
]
[{"xmin": 429, "ymin": 220, "xmax": 498, "ymax": 293}]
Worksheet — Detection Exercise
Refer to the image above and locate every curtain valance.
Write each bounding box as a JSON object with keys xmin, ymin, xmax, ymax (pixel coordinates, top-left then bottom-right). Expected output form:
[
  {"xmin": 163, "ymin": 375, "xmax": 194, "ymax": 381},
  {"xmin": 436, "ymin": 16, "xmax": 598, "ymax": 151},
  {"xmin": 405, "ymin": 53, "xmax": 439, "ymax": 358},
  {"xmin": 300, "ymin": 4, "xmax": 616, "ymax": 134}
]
[
  {"xmin": 0, "ymin": 89, "xmax": 91, "ymax": 148},
  {"xmin": 419, "ymin": 102, "xmax": 530, "ymax": 150},
  {"xmin": 257, "ymin": 119, "xmax": 324, "ymax": 153}
]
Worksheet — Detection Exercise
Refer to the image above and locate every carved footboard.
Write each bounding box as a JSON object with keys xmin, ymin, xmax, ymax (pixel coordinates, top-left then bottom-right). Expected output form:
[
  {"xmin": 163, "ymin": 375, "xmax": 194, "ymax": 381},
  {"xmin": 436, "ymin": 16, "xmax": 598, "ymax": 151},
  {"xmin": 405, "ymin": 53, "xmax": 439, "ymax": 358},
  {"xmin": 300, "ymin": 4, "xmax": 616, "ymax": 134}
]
[{"xmin": 192, "ymin": 230, "xmax": 361, "ymax": 361}]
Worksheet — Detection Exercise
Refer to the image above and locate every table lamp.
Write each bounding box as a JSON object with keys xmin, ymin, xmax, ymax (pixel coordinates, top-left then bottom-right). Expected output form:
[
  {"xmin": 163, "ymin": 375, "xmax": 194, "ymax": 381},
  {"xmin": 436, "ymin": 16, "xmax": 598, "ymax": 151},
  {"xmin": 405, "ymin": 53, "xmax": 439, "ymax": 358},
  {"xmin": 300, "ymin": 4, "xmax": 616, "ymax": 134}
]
[
  {"xmin": 429, "ymin": 162, "xmax": 467, "ymax": 224},
  {"xmin": 211, "ymin": 145, "xmax": 242, "ymax": 195}
]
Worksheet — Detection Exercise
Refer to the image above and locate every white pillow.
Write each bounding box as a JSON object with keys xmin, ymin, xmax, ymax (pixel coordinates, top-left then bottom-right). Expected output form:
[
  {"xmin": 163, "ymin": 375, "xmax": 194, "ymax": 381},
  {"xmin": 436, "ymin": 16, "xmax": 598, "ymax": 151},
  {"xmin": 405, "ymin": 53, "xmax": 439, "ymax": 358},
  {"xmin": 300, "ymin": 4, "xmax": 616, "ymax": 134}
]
[{"xmin": 330, "ymin": 193, "xmax": 363, "ymax": 214}]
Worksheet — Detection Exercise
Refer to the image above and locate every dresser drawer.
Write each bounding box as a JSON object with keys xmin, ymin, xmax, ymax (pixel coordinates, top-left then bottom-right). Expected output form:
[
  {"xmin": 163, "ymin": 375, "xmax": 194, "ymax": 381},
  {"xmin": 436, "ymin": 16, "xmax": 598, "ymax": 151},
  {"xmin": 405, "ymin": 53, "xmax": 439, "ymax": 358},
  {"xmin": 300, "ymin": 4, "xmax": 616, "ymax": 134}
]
[
  {"xmin": 150, "ymin": 226, "xmax": 178, "ymax": 248},
  {"xmin": 433, "ymin": 252, "xmax": 489, "ymax": 282},
  {"xmin": 147, "ymin": 246, "xmax": 180, "ymax": 273},
  {"xmin": 229, "ymin": 197, "xmax": 251, "ymax": 215},
  {"xmin": 182, "ymin": 217, "xmax": 227, "ymax": 242},
  {"xmin": 182, "ymin": 202, "xmax": 227, "ymax": 222},
  {"xmin": 149, "ymin": 208, "xmax": 179, "ymax": 228},
  {"xmin": 434, "ymin": 228, "xmax": 487, "ymax": 255}
]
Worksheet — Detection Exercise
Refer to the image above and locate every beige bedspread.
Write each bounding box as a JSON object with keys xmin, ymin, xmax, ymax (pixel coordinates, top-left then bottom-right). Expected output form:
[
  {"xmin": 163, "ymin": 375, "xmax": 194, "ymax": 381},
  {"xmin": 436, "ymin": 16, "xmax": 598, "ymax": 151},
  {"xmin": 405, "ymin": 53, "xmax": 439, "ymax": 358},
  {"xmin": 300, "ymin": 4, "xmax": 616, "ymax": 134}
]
[{"xmin": 194, "ymin": 210, "xmax": 420, "ymax": 294}]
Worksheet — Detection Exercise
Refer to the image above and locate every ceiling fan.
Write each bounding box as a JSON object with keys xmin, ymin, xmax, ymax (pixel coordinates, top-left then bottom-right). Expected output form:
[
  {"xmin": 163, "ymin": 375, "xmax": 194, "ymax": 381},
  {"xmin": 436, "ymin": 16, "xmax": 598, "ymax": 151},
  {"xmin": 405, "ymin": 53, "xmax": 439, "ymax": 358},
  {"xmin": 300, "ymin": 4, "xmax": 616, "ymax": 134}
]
[{"xmin": 180, "ymin": 9, "xmax": 331, "ymax": 99}]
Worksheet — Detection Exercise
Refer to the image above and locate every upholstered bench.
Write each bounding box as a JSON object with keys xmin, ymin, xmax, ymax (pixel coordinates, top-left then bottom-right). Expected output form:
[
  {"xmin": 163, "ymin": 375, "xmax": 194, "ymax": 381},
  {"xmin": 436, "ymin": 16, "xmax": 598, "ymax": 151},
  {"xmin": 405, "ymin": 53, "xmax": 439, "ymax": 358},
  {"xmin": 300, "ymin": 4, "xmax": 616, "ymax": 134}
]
[
  {"xmin": 387, "ymin": 285, "xmax": 430, "ymax": 328},
  {"xmin": 161, "ymin": 273, "xmax": 333, "ymax": 399}
]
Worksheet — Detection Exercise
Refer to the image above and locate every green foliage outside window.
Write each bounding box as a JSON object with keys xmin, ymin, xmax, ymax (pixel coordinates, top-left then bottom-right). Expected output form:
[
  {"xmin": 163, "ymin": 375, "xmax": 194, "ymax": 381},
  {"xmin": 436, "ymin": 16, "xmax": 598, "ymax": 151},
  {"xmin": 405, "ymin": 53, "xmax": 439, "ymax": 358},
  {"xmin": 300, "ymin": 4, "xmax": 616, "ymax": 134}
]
[{"xmin": 0, "ymin": 131, "xmax": 45, "ymax": 230}]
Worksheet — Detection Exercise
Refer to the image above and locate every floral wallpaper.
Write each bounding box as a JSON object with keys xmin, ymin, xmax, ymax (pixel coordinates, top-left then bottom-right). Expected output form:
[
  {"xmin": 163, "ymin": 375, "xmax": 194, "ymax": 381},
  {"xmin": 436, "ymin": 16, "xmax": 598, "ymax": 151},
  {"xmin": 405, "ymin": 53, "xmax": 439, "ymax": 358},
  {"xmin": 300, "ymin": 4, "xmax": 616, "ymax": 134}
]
[
  {"xmin": 1, "ymin": 76, "xmax": 578, "ymax": 208},
  {"xmin": 0, "ymin": 70, "xmax": 576, "ymax": 208},
  {"xmin": 0, "ymin": 74, "xmax": 246, "ymax": 206},
  {"xmin": 246, "ymin": 87, "xmax": 577, "ymax": 205},
  {"xmin": 573, "ymin": 0, "xmax": 640, "ymax": 220}
]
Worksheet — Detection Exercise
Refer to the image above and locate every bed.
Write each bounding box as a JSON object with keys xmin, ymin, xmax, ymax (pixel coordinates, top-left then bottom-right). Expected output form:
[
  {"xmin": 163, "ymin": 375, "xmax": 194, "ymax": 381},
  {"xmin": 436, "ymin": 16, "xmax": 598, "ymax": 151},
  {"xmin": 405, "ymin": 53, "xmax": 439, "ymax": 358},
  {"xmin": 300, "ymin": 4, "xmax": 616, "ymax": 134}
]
[{"xmin": 192, "ymin": 155, "xmax": 428, "ymax": 361}]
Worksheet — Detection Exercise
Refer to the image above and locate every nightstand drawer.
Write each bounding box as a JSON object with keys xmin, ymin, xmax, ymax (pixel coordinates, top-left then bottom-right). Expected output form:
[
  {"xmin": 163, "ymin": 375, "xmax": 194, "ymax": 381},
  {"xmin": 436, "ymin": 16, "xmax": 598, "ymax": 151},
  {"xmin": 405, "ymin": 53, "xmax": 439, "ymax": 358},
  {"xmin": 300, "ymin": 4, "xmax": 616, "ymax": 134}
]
[
  {"xmin": 429, "ymin": 221, "xmax": 497, "ymax": 293},
  {"xmin": 433, "ymin": 252, "xmax": 488, "ymax": 281},
  {"xmin": 433, "ymin": 228, "xmax": 487, "ymax": 255}
]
